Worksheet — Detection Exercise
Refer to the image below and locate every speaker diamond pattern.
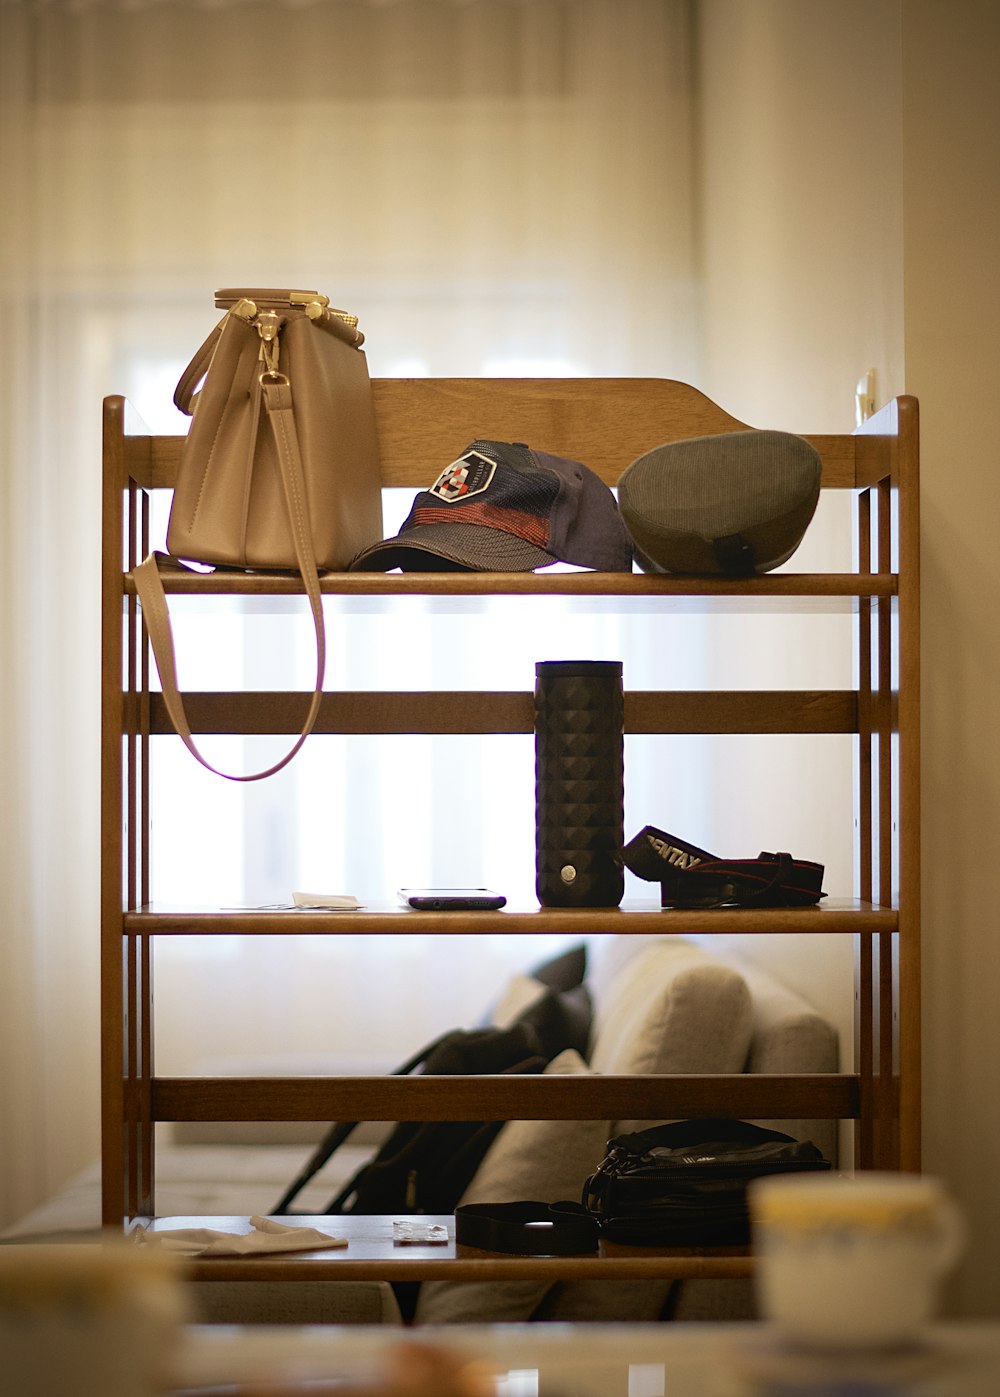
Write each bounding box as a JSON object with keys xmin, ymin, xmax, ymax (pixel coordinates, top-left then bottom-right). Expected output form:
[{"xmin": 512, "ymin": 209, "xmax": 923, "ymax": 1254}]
[{"xmin": 534, "ymin": 664, "xmax": 624, "ymax": 908}]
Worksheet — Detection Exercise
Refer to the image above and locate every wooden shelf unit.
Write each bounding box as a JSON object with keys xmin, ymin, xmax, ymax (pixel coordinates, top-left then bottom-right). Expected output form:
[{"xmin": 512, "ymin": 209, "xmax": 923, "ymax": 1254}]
[{"xmin": 101, "ymin": 379, "xmax": 919, "ymax": 1280}]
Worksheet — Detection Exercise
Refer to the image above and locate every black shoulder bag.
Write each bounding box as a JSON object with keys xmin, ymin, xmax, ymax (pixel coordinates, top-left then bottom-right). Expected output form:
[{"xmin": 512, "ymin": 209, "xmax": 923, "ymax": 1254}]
[{"xmin": 583, "ymin": 1118, "xmax": 831, "ymax": 1246}]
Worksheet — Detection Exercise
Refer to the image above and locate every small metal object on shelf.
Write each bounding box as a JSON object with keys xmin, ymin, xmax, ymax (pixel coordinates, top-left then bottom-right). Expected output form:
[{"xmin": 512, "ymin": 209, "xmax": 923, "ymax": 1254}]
[{"xmin": 392, "ymin": 1220, "xmax": 449, "ymax": 1246}]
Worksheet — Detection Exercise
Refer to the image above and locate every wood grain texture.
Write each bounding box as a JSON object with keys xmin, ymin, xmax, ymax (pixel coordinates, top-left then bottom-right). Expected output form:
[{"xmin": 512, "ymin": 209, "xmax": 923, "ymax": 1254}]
[
  {"xmin": 124, "ymin": 899, "xmax": 897, "ymax": 936},
  {"xmin": 152, "ymin": 1072, "xmax": 858, "ymax": 1124},
  {"xmin": 131, "ymin": 378, "xmax": 857, "ymax": 490},
  {"xmin": 100, "ymin": 403, "xmax": 125, "ymax": 1225},
  {"xmin": 124, "ymin": 570, "xmax": 896, "ymax": 599},
  {"xmin": 145, "ymin": 689, "xmax": 858, "ymax": 736},
  {"xmin": 891, "ymin": 396, "xmax": 921, "ymax": 1169},
  {"xmin": 138, "ymin": 1214, "xmax": 756, "ymax": 1282}
]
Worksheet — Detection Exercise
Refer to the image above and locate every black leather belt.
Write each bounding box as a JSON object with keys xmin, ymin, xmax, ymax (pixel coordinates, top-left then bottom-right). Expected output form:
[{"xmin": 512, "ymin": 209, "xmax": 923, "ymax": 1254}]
[{"xmin": 455, "ymin": 1201, "xmax": 599, "ymax": 1256}]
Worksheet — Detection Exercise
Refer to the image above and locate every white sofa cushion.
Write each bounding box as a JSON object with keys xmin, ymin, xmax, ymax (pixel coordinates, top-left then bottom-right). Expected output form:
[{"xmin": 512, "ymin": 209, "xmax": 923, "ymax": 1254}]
[
  {"xmin": 731, "ymin": 955, "xmax": 839, "ymax": 1165},
  {"xmin": 588, "ymin": 938, "xmax": 754, "ymax": 1133}
]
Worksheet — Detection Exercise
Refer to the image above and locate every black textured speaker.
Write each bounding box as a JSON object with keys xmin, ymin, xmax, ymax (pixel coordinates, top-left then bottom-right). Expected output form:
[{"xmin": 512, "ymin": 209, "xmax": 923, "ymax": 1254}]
[{"xmin": 534, "ymin": 660, "xmax": 624, "ymax": 908}]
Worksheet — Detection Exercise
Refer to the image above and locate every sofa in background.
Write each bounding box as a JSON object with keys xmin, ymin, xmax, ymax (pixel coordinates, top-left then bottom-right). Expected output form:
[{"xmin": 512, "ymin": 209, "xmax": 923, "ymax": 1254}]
[{"xmin": 1, "ymin": 935, "xmax": 838, "ymax": 1326}]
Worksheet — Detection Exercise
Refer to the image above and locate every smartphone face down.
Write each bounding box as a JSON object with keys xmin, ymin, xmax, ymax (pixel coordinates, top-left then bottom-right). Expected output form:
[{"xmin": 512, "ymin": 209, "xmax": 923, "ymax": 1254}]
[{"xmin": 399, "ymin": 888, "xmax": 507, "ymax": 911}]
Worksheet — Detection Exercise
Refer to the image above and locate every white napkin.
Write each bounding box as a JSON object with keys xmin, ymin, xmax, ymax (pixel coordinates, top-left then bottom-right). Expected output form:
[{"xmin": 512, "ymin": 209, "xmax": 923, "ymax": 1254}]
[{"xmin": 132, "ymin": 1215, "xmax": 348, "ymax": 1257}]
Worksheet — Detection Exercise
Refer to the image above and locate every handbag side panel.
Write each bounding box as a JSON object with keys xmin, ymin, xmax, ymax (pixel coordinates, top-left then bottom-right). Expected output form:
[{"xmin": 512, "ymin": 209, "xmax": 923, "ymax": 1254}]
[{"xmin": 166, "ymin": 311, "xmax": 383, "ymax": 571}]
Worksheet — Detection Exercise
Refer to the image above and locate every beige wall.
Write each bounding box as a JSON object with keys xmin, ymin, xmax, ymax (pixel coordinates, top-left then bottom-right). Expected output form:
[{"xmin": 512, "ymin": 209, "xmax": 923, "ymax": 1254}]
[
  {"xmin": 902, "ymin": 0, "xmax": 1000, "ymax": 1320},
  {"xmin": 696, "ymin": 0, "xmax": 905, "ymax": 429},
  {"xmin": 696, "ymin": 0, "xmax": 1000, "ymax": 1316}
]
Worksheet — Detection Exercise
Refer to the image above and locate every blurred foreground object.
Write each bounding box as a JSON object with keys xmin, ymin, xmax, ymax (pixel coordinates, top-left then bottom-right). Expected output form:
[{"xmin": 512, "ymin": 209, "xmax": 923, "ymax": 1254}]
[
  {"xmin": 0, "ymin": 1237, "xmax": 187, "ymax": 1397},
  {"xmin": 750, "ymin": 1171, "xmax": 964, "ymax": 1351}
]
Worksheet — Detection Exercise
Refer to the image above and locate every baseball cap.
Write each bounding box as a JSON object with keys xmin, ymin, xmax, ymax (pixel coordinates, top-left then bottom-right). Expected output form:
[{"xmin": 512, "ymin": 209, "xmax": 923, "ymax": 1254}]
[{"xmin": 349, "ymin": 439, "xmax": 634, "ymax": 573}]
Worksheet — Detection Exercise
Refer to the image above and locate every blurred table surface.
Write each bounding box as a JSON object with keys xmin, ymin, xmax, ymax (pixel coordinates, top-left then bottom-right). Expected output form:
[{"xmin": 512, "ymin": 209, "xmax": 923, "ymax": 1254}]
[
  {"xmin": 140, "ymin": 1214, "xmax": 752, "ymax": 1281},
  {"xmin": 171, "ymin": 1319, "xmax": 1000, "ymax": 1397}
]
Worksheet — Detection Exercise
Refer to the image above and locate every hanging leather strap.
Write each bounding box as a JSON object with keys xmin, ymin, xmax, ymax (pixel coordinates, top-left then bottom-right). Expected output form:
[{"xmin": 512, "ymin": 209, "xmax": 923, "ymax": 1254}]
[
  {"xmin": 134, "ymin": 373, "xmax": 326, "ymax": 783},
  {"xmin": 173, "ymin": 318, "xmax": 225, "ymax": 416}
]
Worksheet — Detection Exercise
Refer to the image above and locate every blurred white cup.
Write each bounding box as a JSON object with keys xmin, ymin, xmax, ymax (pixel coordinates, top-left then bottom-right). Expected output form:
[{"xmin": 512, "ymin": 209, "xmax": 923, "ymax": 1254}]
[{"xmin": 749, "ymin": 1171, "xmax": 964, "ymax": 1351}]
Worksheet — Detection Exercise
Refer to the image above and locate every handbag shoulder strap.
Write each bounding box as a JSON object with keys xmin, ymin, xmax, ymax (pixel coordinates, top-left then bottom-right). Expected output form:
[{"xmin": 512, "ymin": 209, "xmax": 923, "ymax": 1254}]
[
  {"xmin": 134, "ymin": 374, "xmax": 326, "ymax": 782},
  {"xmin": 173, "ymin": 316, "xmax": 226, "ymax": 416}
]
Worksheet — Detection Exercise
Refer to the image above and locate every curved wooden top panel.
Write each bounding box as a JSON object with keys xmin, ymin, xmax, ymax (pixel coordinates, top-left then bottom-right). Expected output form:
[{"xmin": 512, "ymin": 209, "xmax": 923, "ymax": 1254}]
[
  {"xmin": 371, "ymin": 377, "xmax": 751, "ymax": 485},
  {"xmin": 118, "ymin": 379, "xmax": 858, "ymax": 490}
]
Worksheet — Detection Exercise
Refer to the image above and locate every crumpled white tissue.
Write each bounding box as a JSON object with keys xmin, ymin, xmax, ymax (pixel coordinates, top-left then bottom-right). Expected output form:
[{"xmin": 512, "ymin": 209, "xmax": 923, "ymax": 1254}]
[{"xmin": 132, "ymin": 1215, "xmax": 348, "ymax": 1257}]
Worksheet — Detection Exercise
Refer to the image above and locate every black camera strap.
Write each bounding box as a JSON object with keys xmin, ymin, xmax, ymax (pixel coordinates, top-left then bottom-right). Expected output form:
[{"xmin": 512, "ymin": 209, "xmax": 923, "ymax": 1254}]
[
  {"xmin": 455, "ymin": 1201, "xmax": 599, "ymax": 1256},
  {"xmin": 620, "ymin": 825, "xmax": 825, "ymax": 908}
]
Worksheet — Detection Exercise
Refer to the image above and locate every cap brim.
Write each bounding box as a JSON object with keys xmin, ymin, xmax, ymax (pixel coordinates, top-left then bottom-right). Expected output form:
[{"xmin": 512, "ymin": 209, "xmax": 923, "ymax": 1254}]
[{"xmin": 349, "ymin": 523, "xmax": 556, "ymax": 572}]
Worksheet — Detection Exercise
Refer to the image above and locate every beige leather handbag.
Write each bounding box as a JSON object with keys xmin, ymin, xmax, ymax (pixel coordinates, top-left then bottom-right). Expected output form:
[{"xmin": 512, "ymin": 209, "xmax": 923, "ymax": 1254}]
[{"xmin": 134, "ymin": 288, "xmax": 383, "ymax": 781}]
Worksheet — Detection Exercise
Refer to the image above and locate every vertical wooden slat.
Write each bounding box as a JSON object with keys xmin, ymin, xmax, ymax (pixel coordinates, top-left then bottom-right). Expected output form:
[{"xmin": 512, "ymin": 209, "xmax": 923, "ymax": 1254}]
[
  {"xmin": 877, "ymin": 479, "xmax": 894, "ymax": 908},
  {"xmin": 137, "ymin": 935, "xmax": 154, "ymax": 1217},
  {"xmin": 875, "ymin": 478, "xmax": 897, "ymax": 1166},
  {"xmin": 124, "ymin": 932, "xmax": 138, "ymax": 1220},
  {"xmin": 126, "ymin": 484, "xmax": 138, "ymax": 911},
  {"xmin": 103, "ymin": 398, "xmax": 155, "ymax": 1226},
  {"xmin": 124, "ymin": 483, "xmax": 141, "ymax": 1222},
  {"xmin": 138, "ymin": 491, "xmax": 154, "ymax": 1217},
  {"xmin": 855, "ymin": 933, "xmax": 876, "ymax": 1171},
  {"xmin": 857, "ymin": 488, "xmax": 874, "ymax": 903},
  {"xmin": 894, "ymin": 397, "xmax": 922, "ymax": 1170},
  {"xmin": 140, "ymin": 490, "xmax": 151, "ymax": 908},
  {"xmin": 854, "ymin": 488, "xmax": 875, "ymax": 1170},
  {"xmin": 100, "ymin": 398, "xmax": 127, "ymax": 1227},
  {"xmin": 125, "ymin": 483, "xmax": 140, "ymax": 1222}
]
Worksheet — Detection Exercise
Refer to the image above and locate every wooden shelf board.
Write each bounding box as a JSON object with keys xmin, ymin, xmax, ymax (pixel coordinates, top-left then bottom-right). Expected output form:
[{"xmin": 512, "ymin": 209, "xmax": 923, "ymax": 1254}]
[
  {"xmin": 136, "ymin": 1213, "xmax": 754, "ymax": 1282},
  {"xmin": 124, "ymin": 898, "xmax": 896, "ymax": 936},
  {"xmin": 123, "ymin": 569, "xmax": 896, "ymax": 608}
]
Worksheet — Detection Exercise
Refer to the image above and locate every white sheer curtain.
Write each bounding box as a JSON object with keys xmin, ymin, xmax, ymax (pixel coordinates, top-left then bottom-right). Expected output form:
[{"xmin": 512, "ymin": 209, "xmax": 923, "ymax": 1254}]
[{"xmin": 0, "ymin": 0, "xmax": 710, "ymax": 1225}]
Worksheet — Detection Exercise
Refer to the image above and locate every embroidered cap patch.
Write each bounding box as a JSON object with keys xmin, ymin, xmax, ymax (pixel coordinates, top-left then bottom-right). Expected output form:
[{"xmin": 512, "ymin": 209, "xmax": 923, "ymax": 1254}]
[{"xmin": 428, "ymin": 450, "xmax": 497, "ymax": 502}]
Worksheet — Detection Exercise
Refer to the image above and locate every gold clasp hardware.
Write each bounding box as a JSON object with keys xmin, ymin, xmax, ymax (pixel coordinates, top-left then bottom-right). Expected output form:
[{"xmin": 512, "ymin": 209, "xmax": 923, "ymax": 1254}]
[
  {"xmin": 230, "ymin": 297, "xmax": 258, "ymax": 322},
  {"xmin": 257, "ymin": 310, "xmax": 280, "ymax": 342},
  {"xmin": 290, "ymin": 290, "xmax": 329, "ymax": 308},
  {"xmin": 256, "ymin": 310, "xmax": 282, "ymax": 376},
  {"xmin": 304, "ymin": 301, "xmax": 361, "ymax": 333}
]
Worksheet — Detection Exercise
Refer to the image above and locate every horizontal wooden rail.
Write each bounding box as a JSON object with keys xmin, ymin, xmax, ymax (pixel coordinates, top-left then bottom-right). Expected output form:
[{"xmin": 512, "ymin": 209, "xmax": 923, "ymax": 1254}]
[
  {"xmin": 123, "ymin": 570, "xmax": 897, "ymax": 600},
  {"xmin": 151, "ymin": 1073, "xmax": 860, "ymax": 1123},
  {"xmin": 180, "ymin": 1249, "xmax": 757, "ymax": 1284},
  {"xmin": 143, "ymin": 689, "xmax": 859, "ymax": 736}
]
